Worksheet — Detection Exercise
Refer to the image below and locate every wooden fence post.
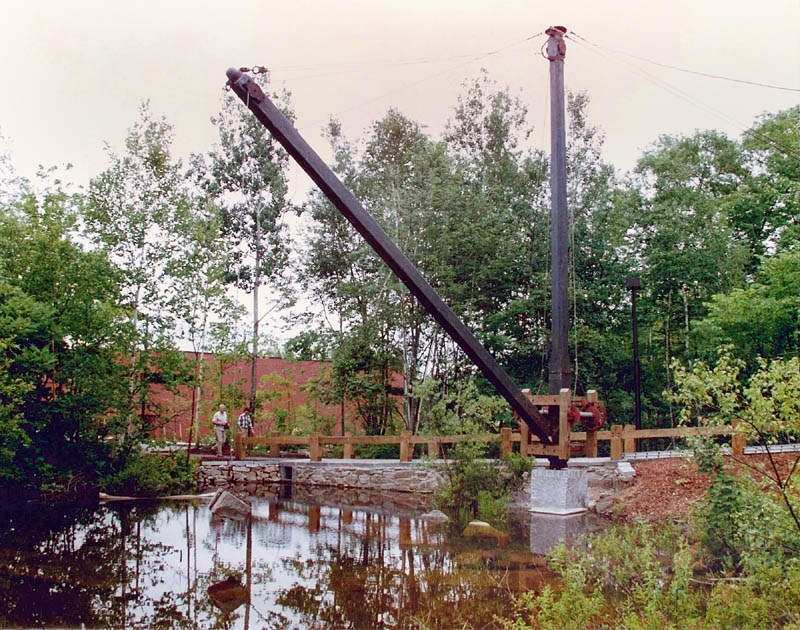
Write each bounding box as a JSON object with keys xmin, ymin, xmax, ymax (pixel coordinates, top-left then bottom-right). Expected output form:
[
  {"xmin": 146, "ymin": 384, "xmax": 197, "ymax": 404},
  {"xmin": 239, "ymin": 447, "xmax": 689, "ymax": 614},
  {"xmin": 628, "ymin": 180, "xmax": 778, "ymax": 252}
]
[
  {"xmin": 519, "ymin": 416, "xmax": 530, "ymax": 457},
  {"xmin": 500, "ymin": 428, "xmax": 512, "ymax": 457},
  {"xmin": 585, "ymin": 431, "xmax": 598, "ymax": 458},
  {"xmin": 427, "ymin": 439, "xmax": 439, "ymax": 459},
  {"xmin": 269, "ymin": 431, "xmax": 280, "ymax": 457},
  {"xmin": 731, "ymin": 420, "xmax": 746, "ymax": 456},
  {"xmin": 610, "ymin": 424, "xmax": 623, "ymax": 460},
  {"xmin": 343, "ymin": 432, "xmax": 353, "ymax": 459},
  {"xmin": 623, "ymin": 424, "xmax": 636, "ymax": 454},
  {"xmin": 234, "ymin": 432, "xmax": 246, "ymax": 460},
  {"xmin": 310, "ymin": 433, "xmax": 322, "ymax": 462},
  {"xmin": 400, "ymin": 431, "xmax": 412, "ymax": 462}
]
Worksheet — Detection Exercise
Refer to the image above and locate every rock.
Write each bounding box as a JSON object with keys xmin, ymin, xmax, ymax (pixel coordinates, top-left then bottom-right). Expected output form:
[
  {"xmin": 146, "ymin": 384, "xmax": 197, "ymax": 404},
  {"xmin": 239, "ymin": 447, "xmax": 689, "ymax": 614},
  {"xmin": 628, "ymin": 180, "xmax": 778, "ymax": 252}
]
[
  {"xmin": 616, "ymin": 461, "xmax": 636, "ymax": 478},
  {"xmin": 208, "ymin": 576, "xmax": 248, "ymax": 613},
  {"xmin": 462, "ymin": 520, "xmax": 510, "ymax": 545},
  {"xmin": 209, "ymin": 489, "xmax": 251, "ymax": 521},
  {"xmin": 419, "ymin": 509, "xmax": 449, "ymax": 523},
  {"xmin": 594, "ymin": 496, "xmax": 615, "ymax": 514}
]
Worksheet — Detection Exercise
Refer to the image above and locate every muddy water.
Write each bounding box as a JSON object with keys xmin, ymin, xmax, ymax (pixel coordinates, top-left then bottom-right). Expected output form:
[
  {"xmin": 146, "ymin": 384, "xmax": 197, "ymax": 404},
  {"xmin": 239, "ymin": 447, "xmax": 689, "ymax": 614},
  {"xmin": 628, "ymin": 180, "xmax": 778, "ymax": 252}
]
[{"xmin": 0, "ymin": 485, "xmax": 602, "ymax": 629}]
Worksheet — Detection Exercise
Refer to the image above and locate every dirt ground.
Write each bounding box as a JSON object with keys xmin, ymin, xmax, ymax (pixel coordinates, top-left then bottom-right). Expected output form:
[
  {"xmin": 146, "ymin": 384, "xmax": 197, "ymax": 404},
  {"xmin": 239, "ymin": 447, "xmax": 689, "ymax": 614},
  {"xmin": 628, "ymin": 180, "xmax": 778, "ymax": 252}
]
[{"xmin": 612, "ymin": 451, "xmax": 800, "ymax": 522}]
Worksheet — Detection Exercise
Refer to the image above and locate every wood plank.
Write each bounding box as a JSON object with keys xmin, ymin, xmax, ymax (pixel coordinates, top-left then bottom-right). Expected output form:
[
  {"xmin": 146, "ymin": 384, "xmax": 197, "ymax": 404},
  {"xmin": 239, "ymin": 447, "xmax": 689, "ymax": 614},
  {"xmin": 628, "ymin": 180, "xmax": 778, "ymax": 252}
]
[
  {"xmin": 627, "ymin": 426, "xmax": 733, "ymax": 439},
  {"xmin": 523, "ymin": 395, "xmax": 564, "ymax": 406}
]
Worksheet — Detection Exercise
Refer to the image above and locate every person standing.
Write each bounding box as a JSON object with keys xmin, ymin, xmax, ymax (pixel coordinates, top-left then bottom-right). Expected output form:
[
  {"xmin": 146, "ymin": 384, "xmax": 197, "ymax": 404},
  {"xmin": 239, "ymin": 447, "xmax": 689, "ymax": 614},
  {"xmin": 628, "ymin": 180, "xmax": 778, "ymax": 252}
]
[
  {"xmin": 212, "ymin": 404, "xmax": 228, "ymax": 457},
  {"xmin": 237, "ymin": 409, "xmax": 254, "ymax": 437}
]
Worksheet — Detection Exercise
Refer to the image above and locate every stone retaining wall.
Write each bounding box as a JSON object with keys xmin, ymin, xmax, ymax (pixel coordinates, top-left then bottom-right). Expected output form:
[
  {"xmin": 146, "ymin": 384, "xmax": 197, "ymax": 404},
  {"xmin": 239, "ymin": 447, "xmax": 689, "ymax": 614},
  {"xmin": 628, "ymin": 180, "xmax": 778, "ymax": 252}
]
[
  {"xmin": 198, "ymin": 460, "xmax": 444, "ymax": 494},
  {"xmin": 292, "ymin": 464, "xmax": 444, "ymax": 493},
  {"xmin": 197, "ymin": 459, "xmax": 632, "ymax": 512},
  {"xmin": 198, "ymin": 461, "xmax": 281, "ymax": 489}
]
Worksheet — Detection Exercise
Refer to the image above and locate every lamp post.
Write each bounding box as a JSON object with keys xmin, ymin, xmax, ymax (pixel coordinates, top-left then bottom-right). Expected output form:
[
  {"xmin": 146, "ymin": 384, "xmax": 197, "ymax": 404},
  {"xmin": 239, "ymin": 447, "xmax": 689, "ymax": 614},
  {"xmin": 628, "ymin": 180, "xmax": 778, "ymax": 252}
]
[{"xmin": 626, "ymin": 277, "xmax": 642, "ymax": 435}]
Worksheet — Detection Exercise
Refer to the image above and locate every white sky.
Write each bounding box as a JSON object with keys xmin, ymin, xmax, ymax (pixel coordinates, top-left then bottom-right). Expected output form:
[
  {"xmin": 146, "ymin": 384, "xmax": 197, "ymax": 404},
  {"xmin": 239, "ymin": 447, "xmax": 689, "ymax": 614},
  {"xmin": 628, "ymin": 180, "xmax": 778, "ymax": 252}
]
[{"xmin": 1, "ymin": 0, "xmax": 798, "ymax": 342}]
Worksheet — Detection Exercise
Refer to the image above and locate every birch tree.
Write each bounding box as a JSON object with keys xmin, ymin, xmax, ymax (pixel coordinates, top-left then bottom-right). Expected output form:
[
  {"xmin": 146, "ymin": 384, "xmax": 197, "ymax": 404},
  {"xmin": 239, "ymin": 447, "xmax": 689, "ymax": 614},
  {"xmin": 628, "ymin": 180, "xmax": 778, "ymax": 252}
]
[
  {"xmin": 85, "ymin": 102, "xmax": 188, "ymax": 436},
  {"xmin": 195, "ymin": 72, "xmax": 296, "ymax": 416}
]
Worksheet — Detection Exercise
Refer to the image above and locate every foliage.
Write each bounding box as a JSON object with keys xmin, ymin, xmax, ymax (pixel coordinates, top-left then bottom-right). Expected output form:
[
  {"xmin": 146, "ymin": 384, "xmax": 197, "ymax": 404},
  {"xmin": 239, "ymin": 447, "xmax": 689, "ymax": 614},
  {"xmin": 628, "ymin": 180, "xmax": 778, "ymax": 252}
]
[
  {"xmin": 669, "ymin": 349, "xmax": 800, "ymax": 571},
  {"xmin": 498, "ymin": 520, "xmax": 799, "ymax": 629},
  {"xmin": 415, "ymin": 376, "xmax": 511, "ymax": 436},
  {"xmin": 498, "ymin": 562, "xmax": 603, "ymax": 630},
  {"xmin": 101, "ymin": 451, "xmax": 197, "ymax": 497},
  {"xmin": 0, "ymin": 181, "xmax": 127, "ymax": 490},
  {"xmin": 435, "ymin": 443, "xmax": 530, "ymax": 528},
  {"xmin": 194, "ymin": 70, "xmax": 297, "ymax": 415},
  {"xmin": 694, "ymin": 249, "xmax": 800, "ymax": 363}
]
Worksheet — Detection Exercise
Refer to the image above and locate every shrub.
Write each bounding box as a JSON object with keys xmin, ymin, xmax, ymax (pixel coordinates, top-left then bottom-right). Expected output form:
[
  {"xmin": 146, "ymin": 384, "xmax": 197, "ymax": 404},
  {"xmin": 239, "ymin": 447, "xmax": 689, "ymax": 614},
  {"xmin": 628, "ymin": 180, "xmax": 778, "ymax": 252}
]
[
  {"xmin": 101, "ymin": 451, "xmax": 198, "ymax": 497},
  {"xmin": 435, "ymin": 443, "xmax": 527, "ymax": 528}
]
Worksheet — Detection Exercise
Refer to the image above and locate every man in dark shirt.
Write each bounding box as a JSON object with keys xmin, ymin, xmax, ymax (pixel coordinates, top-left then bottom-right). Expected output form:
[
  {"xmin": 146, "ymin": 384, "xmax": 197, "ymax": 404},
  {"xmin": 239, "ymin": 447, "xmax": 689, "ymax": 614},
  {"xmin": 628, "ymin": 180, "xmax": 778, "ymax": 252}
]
[{"xmin": 237, "ymin": 409, "xmax": 254, "ymax": 437}]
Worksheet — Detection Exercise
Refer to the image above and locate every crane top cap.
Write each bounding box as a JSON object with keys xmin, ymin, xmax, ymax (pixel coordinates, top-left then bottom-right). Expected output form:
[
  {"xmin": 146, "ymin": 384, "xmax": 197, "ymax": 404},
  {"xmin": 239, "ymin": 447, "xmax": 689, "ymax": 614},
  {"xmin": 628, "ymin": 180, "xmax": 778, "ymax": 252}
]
[{"xmin": 546, "ymin": 26, "xmax": 567, "ymax": 36}]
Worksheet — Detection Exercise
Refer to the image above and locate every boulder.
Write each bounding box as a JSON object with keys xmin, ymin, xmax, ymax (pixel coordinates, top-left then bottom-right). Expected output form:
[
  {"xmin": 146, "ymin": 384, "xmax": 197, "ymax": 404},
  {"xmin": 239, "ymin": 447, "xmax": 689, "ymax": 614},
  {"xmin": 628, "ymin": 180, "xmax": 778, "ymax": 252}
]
[
  {"xmin": 209, "ymin": 489, "xmax": 251, "ymax": 521},
  {"xmin": 462, "ymin": 520, "xmax": 510, "ymax": 545},
  {"xmin": 419, "ymin": 509, "xmax": 449, "ymax": 524},
  {"xmin": 208, "ymin": 576, "xmax": 248, "ymax": 613}
]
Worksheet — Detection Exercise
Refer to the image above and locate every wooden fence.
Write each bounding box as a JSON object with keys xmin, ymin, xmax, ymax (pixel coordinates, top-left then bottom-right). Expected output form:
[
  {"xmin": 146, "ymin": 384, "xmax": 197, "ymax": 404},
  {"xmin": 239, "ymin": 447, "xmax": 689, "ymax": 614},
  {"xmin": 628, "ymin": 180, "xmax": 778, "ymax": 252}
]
[{"xmin": 233, "ymin": 421, "xmax": 746, "ymax": 462}]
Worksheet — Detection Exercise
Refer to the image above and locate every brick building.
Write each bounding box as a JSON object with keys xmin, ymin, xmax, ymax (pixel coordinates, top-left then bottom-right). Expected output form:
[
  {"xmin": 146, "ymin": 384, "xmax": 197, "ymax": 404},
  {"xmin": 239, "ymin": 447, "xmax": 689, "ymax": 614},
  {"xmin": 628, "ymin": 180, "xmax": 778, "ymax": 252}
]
[{"xmin": 148, "ymin": 353, "xmax": 348, "ymax": 441}]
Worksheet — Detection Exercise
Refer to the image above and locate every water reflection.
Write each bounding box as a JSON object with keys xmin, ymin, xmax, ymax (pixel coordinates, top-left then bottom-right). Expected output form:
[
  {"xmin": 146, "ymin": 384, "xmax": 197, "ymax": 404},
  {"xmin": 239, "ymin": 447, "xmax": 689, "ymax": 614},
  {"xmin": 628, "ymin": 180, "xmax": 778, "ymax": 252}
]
[{"xmin": 0, "ymin": 486, "xmax": 600, "ymax": 629}]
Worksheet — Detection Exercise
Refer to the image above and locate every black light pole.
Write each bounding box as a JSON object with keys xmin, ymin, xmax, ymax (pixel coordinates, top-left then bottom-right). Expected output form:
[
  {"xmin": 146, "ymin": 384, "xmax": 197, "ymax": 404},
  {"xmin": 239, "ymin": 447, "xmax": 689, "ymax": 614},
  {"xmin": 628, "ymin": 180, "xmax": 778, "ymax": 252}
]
[{"xmin": 626, "ymin": 277, "xmax": 642, "ymax": 435}]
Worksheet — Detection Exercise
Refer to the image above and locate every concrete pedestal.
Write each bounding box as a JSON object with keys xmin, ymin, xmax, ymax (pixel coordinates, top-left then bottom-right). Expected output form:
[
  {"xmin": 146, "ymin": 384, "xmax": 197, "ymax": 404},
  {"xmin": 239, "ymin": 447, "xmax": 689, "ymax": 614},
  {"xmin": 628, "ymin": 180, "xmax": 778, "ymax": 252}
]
[{"xmin": 529, "ymin": 468, "xmax": 587, "ymax": 515}]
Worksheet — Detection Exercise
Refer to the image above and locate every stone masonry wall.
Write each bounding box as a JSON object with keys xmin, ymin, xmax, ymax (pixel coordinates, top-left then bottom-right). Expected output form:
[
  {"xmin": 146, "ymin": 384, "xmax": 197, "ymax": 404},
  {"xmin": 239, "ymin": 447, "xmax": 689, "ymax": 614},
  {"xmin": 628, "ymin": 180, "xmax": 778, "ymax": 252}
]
[
  {"xmin": 197, "ymin": 459, "xmax": 631, "ymax": 510},
  {"xmin": 292, "ymin": 464, "xmax": 444, "ymax": 493},
  {"xmin": 198, "ymin": 461, "xmax": 444, "ymax": 493},
  {"xmin": 198, "ymin": 461, "xmax": 281, "ymax": 490}
]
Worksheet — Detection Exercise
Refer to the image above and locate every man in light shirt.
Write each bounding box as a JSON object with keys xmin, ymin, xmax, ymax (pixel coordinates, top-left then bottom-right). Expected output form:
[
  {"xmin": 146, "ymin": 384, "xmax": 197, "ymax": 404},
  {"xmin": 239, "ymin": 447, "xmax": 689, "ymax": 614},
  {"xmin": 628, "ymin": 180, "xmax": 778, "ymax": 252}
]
[{"xmin": 212, "ymin": 404, "xmax": 228, "ymax": 457}]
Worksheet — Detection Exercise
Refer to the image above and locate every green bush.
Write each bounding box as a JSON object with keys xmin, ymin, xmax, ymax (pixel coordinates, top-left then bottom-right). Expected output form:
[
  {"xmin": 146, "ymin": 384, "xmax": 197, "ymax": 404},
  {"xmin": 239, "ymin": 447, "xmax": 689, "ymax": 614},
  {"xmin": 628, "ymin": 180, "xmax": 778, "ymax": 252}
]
[
  {"xmin": 435, "ymin": 443, "xmax": 525, "ymax": 528},
  {"xmin": 353, "ymin": 443, "xmax": 400, "ymax": 459},
  {"xmin": 101, "ymin": 451, "xmax": 198, "ymax": 497}
]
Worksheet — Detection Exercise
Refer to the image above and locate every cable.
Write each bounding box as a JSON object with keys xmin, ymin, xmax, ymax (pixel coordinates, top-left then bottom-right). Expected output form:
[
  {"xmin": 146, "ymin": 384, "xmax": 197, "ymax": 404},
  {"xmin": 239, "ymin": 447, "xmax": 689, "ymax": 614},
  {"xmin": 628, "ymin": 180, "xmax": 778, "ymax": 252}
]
[
  {"xmin": 296, "ymin": 32, "xmax": 547, "ymax": 132},
  {"xmin": 565, "ymin": 35, "xmax": 800, "ymax": 161},
  {"xmin": 569, "ymin": 30, "xmax": 800, "ymax": 93}
]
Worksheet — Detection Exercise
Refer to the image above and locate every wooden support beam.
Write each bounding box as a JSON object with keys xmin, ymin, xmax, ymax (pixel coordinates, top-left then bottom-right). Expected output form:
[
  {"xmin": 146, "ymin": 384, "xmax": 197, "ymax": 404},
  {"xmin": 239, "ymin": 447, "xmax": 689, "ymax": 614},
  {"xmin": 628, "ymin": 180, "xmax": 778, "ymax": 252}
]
[
  {"xmin": 270, "ymin": 432, "xmax": 280, "ymax": 457},
  {"xmin": 234, "ymin": 432, "xmax": 246, "ymax": 460},
  {"xmin": 343, "ymin": 432, "xmax": 353, "ymax": 459},
  {"xmin": 519, "ymin": 417, "xmax": 530, "ymax": 457},
  {"xmin": 732, "ymin": 419, "xmax": 746, "ymax": 456},
  {"xmin": 500, "ymin": 428, "xmax": 512, "ymax": 457},
  {"xmin": 427, "ymin": 439, "xmax": 439, "ymax": 459},
  {"xmin": 309, "ymin": 433, "xmax": 322, "ymax": 462},
  {"xmin": 585, "ymin": 430, "xmax": 598, "ymax": 458},
  {"xmin": 610, "ymin": 425, "xmax": 623, "ymax": 460},
  {"xmin": 399, "ymin": 431, "xmax": 412, "ymax": 462},
  {"xmin": 624, "ymin": 424, "xmax": 636, "ymax": 454}
]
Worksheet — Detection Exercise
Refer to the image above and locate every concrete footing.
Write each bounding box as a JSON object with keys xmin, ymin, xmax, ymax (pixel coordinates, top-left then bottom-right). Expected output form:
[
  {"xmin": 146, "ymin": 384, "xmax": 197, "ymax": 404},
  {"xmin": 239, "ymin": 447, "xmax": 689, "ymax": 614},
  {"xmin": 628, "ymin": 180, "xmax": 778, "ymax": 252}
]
[{"xmin": 529, "ymin": 468, "xmax": 588, "ymax": 515}]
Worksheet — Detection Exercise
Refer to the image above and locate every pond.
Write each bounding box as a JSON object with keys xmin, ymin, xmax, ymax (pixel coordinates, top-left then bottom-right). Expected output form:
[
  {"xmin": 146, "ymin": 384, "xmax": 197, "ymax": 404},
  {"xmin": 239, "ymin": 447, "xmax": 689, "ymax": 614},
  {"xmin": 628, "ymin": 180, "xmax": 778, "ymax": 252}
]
[{"xmin": 0, "ymin": 485, "xmax": 603, "ymax": 629}]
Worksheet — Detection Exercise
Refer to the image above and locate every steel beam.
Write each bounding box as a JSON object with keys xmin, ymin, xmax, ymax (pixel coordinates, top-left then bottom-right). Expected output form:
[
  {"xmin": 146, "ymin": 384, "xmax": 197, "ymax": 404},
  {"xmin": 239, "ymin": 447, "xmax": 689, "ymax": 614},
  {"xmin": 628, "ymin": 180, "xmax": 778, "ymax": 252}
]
[{"xmin": 225, "ymin": 67, "xmax": 553, "ymax": 444}]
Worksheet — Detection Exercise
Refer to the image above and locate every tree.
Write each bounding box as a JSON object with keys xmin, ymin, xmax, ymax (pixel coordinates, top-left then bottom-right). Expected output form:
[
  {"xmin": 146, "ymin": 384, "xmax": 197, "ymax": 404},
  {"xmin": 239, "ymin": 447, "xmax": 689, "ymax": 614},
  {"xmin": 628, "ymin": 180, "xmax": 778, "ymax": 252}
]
[
  {"xmin": 0, "ymin": 180, "xmax": 127, "ymax": 489},
  {"xmin": 85, "ymin": 102, "xmax": 190, "ymax": 438},
  {"xmin": 731, "ymin": 106, "xmax": 800, "ymax": 265},
  {"xmin": 630, "ymin": 130, "xmax": 750, "ymax": 413},
  {"xmin": 165, "ymin": 196, "xmax": 236, "ymax": 448},
  {"xmin": 694, "ymin": 249, "xmax": 800, "ymax": 364},
  {"xmin": 195, "ymin": 71, "xmax": 296, "ymax": 418}
]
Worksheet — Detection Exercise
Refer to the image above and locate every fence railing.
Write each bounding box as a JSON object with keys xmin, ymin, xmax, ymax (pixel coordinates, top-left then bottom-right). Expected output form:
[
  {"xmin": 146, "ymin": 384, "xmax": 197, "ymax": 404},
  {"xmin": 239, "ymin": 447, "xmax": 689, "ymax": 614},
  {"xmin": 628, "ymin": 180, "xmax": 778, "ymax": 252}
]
[{"xmin": 233, "ymin": 421, "xmax": 746, "ymax": 462}]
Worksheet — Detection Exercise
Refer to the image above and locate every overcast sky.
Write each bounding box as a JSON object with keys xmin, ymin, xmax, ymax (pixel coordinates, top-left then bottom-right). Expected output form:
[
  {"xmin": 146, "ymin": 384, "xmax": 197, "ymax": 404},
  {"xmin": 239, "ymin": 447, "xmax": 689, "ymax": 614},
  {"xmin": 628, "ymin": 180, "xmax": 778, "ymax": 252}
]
[
  {"xmin": 1, "ymin": 0, "xmax": 798, "ymax": 341},
  {"xmin": 2, "ymin": 0, "xmax": 797, "ymax": 185}
]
